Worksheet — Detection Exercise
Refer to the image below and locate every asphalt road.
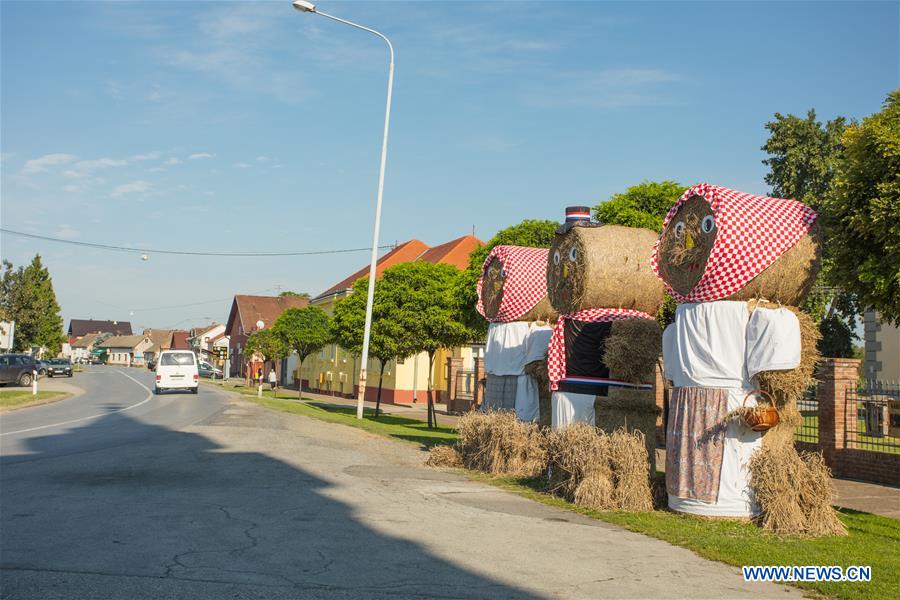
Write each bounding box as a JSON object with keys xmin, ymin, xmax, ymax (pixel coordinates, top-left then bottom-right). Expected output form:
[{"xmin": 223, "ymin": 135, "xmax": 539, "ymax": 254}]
[
  {"xmin": 0, "ymin": 369, "xmax": 796, "ymax": 599},
  {"xmin": 1, "ymin": 366, "xmax": 227, "ymax": 465}
]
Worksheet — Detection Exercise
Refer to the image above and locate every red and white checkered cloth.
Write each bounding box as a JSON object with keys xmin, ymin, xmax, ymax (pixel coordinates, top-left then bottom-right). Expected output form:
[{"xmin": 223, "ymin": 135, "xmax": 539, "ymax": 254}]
[
  {"xmin": 547, "ymin": 308, "xmax": 654, "ymax": 391},
  {"xmin": 650, "ymin": 183, "xmax": 818, "ymax": 304},
  {"xmin": 476, "ymin": 245, "xmax": 550, "ymax": 323}
]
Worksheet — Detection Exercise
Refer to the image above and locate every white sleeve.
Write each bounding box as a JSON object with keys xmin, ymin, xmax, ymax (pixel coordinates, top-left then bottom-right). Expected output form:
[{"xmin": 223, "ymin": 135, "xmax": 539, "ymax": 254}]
[
  {"xmin": 745, "ymin": 308, "xmax": 801, "ymax": 379},
  {"xmin": 661, "ymin": 323, "xmax": 677, "ymax": 381}
]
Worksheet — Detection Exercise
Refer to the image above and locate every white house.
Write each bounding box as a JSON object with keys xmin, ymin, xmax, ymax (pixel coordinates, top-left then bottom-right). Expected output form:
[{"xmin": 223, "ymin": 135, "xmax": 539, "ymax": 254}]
[{"xmin": 99, "ymin": 335, "xmax": 153, "ymax": 366}]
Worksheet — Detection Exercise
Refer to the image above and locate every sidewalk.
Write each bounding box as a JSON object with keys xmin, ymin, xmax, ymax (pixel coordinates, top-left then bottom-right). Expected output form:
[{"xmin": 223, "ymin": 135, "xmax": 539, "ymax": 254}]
[{"xmin": 222, "ymin": 380, "xmax": 900, "ymax": 520}]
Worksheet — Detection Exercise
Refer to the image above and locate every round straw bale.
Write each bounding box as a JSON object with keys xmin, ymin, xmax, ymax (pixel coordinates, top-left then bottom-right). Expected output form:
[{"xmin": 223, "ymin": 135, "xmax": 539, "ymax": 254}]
[
  {"xmin": 603, "ymin": 318, "xmax": 662, "ymax": 384},
  {"xmin": 547, "ymin": 225, "xmax": 665, "ymax": 315},
  {"xmin": 545, "ymin": 423, "xmax": 609, "ymax": 500},
  {"xmin": 727, "ymin": 221, "xmax": 822, "ymax": 305}
]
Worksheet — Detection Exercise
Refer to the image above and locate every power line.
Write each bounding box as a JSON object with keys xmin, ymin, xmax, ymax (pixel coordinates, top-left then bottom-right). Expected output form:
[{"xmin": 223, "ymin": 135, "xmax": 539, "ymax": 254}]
[{"xmin": 1, "ymin": 228, "xmax": 394, "ymax": 257}]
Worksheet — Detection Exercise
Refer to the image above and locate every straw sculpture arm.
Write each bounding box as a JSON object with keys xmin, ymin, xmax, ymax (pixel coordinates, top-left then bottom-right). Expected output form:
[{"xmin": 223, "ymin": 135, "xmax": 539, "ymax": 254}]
[{"xmin": 602, "ymin": 319, "xmax": 662, "ymax": 384}]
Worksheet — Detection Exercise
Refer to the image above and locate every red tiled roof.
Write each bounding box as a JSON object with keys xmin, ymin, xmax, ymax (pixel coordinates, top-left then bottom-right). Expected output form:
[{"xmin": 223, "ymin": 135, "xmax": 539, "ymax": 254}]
[
  {"xmin": 417, "ymin": 235, "xmax": 482, "ymax": 270},
  {"xmin": 314, "ymin": 236, "xmax": 484, "ymax": 300},
  {"xmin": 226, "ymin": 294, "xmax": 311, "ymax": 334},
  {"xmin": 314, "ymin": 240, "xmax": 429, "ymax": 299},
  {"xmin": 171, "ymin": 331, "xmax": 191, "ymax": 350}
]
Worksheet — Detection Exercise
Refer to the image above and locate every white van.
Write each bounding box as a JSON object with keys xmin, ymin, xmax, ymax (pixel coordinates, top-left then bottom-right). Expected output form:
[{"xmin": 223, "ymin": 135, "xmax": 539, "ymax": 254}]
[{"xmin": 154, "ymin": 350, "xmax": 199, "ymax": 394}]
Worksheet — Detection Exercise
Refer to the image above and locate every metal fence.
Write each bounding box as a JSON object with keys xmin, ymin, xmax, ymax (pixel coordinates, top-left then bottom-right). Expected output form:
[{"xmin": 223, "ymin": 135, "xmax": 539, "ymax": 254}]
[
  {"xmin": 845, "ymin": 380, "xmax": 900, "ymax": 453},
  {"xmin": 795, "ymin": 385, "xmax": 819, "ymax": 445}
]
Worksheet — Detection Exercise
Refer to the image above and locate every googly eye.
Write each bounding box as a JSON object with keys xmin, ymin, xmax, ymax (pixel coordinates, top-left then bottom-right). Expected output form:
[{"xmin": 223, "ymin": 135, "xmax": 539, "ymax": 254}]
[
  {"xmin": 674, "ymin": 221, "xmax": 685, "ymax": 236},
  {"xmin": 568, "ymin": 246, "xmax": 578, "ymax": 262},
  {"xmin": 701, "ymin": 215, "xmax": 715, "ymax": 234},
  {"xmin": 553, "ymin": 251, "xmax": 561, "ymax": 265},
  {"xmin": 500, "ymin": 268, "xmax": 508, "ymax": 278}
]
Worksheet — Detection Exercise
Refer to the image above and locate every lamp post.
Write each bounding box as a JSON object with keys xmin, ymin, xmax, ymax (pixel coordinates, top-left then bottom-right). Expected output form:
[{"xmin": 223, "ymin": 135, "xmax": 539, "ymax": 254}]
[{"xmin": 292, "ymin": 1, "xmax": 394, "ymax": 420}]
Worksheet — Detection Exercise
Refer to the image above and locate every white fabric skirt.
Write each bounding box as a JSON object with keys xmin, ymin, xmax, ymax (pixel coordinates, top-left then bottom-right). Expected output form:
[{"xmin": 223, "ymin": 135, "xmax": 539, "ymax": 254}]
[
  {"xmin": 551, "ymin": 391, "xmax": 595, "ymax": 429},
  {"xmin": 514, "ymin": 374, "xmax": 539, "ymax": 423}
]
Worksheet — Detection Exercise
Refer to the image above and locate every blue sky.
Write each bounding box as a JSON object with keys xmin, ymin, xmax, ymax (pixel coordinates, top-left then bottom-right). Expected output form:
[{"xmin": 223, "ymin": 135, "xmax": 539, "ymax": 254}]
[{"xmin": 1, "ymin": 0, "xmax": 897, "ymax": 331}]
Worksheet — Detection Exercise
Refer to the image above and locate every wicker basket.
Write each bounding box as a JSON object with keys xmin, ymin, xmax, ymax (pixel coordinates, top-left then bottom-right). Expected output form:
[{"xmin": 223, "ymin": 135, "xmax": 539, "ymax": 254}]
[{"xmin": 742, "ymin": 389, "xmax": 780, "ymax": 432}]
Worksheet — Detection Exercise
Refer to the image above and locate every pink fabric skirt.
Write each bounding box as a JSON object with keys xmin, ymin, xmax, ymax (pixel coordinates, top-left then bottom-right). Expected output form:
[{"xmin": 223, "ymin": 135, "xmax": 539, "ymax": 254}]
[{"xmin": 666, "ymin": 386, "xmax": 728, "ymax": 503}]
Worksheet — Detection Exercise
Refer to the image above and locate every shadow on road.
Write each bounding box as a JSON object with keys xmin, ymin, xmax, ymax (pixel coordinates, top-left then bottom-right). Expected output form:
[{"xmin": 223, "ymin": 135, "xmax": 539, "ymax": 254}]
[{"xmin": 1, "ymin": 410, "xmax": 542, "ymax": 599}]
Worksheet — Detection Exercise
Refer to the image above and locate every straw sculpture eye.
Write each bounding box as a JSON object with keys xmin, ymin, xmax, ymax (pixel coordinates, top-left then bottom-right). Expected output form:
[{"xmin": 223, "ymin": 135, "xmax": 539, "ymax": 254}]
[
  {"xmin": 702, "ymin": 215, "xmax": 715, "ymax": 234},
  {"xmin": 553, "ymin": 250, "xmax": 561, "ymax": 265},
  {"xmin": 568, "ymin": 246, "xmax": 577, "ymax": 262}
]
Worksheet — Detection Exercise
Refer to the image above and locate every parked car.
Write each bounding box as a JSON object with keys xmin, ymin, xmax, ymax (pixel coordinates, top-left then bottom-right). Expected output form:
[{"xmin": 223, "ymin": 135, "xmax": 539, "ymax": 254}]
[
  {"xmin": 154, "ymin": 350, "xmax": 199, "ymax": 394},
  {"xmin": 0, "ymin": 353, "xmax": 39, "ymax": 386},
  {"xmin": 198, "ymin": 361, "xmax": 223, "ymax": 379},
  {"xmin": 47, "ymin": 358, "xmax": 73, "ymax": 377}
]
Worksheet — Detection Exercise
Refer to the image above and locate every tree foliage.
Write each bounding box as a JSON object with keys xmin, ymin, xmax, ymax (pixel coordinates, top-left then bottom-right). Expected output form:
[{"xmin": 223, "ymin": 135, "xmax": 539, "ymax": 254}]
[
  {"xmin": 385, "ymin": 262, "xmax": 473, "ymax": 426},
  {"xmin": 760, "ymin": 106, "xmax": 861, "ymax": 350},
  {"xmin": 278, "ymin": 291, "xmax": 310, "ymax": 300},
  {"xmin": 592, "ymin": 180, "xmax": 688, "ymax": 232},
  {"xmin": 332, "ymin": 274, "xmax": 419, "ymax": 414},
  {"xmin": 244, "ymin": 329, "xmax": 288, "ymax": 365},
  {"xmin": 762, "ymin": 110, "xmax": 847, "ymax": 211},
  {"xmin": 272, "ymin": 306, "xmax": 331, "ymax": 362},
  {"xmin": 273, "ymin": 306, "xmax": 331, "ymax": 398},
  {"xmin": 822, "ymin": 90, "xmax": 900, "ymax": 325},
  {"xmin": 455, "ymin": 219, "xmax": 559, "ymax": 336},
  {"xmin": 0, "ymin": 255, "xmax": 65, "ymax": 353}
]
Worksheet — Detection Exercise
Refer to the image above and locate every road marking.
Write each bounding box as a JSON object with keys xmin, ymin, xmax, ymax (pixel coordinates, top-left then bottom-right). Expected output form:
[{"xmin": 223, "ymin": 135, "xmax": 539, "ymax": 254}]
[{"xmin": 0, "ymin": 370, "xmax": 153, "ymax": 437}]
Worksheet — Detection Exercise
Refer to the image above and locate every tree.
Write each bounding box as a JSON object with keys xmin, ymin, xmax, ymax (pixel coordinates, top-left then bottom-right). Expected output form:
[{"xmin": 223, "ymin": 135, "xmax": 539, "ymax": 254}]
[
  {"xmin": 822, "ymin": 90, "xmax": 900, "ymax": 325},
  {"xmin": 244, "ymin": 329, "xmax": 288, "ymax": 380},
  {"xmin": 0, "ymin": 255, "xmax": 65, "ymax": 354},
  {"xmin": 278, "ymin": 291, "xmax": 310, "ymax": 300},
  {"xmin": 272, "ymin": 306, "xmax": 331, "ymax": 399},
  {"xmin": 387, "ymin": 262, "xmax": 473, "ymax": 427},
  {"xmin": 455, "ymin": 219, "xmax": 559, "ymax": 336},
  {"xmin": 331, "ymin": 275, "xmax": 417, "ymax": 416},
  {"xmin": 761, "ymin": 108, "xmax": 860, "ymax": 352},
  {"xmin": 762, "ymin": 110, "xmax": 847, "ymax": 210},
  {"xmin": 592, "ymin": 180, "xmax": 688, "ymax": 232}
]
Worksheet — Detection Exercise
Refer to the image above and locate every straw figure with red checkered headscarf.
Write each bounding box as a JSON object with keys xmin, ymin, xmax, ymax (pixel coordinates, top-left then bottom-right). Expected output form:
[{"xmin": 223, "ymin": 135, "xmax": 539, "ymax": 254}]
[
  {"xmin": 477, "ymin": 245, "xmax": 557, "ymax": 422},
  {"xmin": 653, "ymin": 184, "xmax": 844, "ymax": 535},
  {"xmin": 544, "ymin": 207, "xmax": 666, "ymax": 469}
]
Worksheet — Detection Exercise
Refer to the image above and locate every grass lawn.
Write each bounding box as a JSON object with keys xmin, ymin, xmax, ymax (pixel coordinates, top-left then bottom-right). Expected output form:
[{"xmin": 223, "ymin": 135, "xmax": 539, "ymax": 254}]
[
  {"xmin": 242, "ymin": 386, "xmax": 899, "ymax": 600},
  {"xmin": 797, "ymin": 412, "xmax": 900, "ymax": 454},
  {"xmin": 0, "ymin": 389, "xmax": 70, "ymax": 411}
]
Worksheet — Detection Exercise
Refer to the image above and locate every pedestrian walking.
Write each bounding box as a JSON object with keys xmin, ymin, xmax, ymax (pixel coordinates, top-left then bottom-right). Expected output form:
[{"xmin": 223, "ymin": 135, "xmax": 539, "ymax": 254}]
[
  {"xmin": 268, "ymin": 368, "xmax": 278, "ymax": 391},
  {"xmin": 257, "ymin": 367, "xmax": 263, "ymax": 385}
]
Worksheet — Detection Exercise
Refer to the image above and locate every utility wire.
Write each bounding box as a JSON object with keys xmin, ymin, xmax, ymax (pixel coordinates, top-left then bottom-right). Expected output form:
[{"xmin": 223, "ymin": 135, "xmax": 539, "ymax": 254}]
[{"xmin": 1, "ymin": 228, "xmax": 394, "ymax": 257}]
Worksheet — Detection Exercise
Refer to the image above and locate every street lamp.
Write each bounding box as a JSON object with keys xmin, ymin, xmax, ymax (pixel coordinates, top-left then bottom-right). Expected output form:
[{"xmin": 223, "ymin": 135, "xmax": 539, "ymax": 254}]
[{"xmin": 292, "ymin": 1, "xmax": 395, "ymax": 420}]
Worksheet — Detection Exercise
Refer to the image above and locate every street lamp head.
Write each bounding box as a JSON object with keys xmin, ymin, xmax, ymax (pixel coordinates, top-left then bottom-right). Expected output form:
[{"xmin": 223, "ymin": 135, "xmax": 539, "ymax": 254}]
[{"xmin": 292, "ymin": 1, "xmax": 317, "ymax": 13}]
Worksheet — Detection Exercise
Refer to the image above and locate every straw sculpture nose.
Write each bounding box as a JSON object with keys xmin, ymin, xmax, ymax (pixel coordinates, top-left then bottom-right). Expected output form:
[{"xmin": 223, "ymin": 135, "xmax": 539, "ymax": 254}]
[
  {"xmin": 563, "ymin": 264, "xmax": 570, "ymax": 278},
  {"xmin": 684, "ymin": 231, "xmax": 695, "ymax": 250}
]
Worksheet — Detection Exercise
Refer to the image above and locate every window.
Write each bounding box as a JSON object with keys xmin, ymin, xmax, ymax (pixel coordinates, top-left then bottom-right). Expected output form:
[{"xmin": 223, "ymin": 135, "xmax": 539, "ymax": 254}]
[{"xmin": 160, "ymin": 352, "xmax": 196, "ymax": 366}]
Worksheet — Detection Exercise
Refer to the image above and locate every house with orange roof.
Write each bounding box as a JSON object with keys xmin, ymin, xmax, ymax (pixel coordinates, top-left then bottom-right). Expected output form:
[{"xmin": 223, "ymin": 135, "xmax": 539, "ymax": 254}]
[{"xmin": 291, "ymin": 235, "xmax": 482, "ymax": 405}]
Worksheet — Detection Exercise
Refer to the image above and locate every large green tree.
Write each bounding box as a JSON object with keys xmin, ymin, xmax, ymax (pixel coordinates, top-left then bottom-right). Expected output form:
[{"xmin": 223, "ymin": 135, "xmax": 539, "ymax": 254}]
[
  {"xmin": 244, "ymin": 328, "xmax": 289, "ymax": 380},
  {"xmin": 761, "ymin": 107, "xmax": 860, "ymax": 355},
  {"xmin": 455, "ymin": 219, "xmax": 558, "ymax": 337},
  {"xmin": 0, "ymin": 255, "xmax": 65, "ymax": 354},
  {"xmin": 387, "ymin": 262, "xmax": 473, "ymax": 427},
  {"xmin": 823, "ymin": 90, "xmax": 900, "ymax": 325},
  {"xmin": 592, "ymin": 180, "xmax": 688, "ymax": 232},
  {"xmin": 331, "ymin": 275, "xmax": 418, "ymax": 416},
  {"xmin": 272, "ymin": 306, "xmax": 331, "ymax": 399}
]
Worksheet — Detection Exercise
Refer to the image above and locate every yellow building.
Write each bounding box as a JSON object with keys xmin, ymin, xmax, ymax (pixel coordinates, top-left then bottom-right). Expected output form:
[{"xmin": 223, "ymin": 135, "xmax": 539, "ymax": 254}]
[{"xmin": 290, "ymin": 236, "xmax": 482, "ymax": 404}]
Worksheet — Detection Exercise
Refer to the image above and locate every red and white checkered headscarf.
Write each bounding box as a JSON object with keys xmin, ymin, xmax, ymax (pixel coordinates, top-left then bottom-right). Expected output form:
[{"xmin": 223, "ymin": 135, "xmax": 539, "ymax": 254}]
[
  {"xmin": 476, "ymin": 245, "xmax": 550, "ymax": 323},
  {"xmin": 547, "ymin": 308, "xmax": 654, "ymax": 390},
  {"xmin": 650, "ymin": 183, "xmax": 818, "ymax": 304}
]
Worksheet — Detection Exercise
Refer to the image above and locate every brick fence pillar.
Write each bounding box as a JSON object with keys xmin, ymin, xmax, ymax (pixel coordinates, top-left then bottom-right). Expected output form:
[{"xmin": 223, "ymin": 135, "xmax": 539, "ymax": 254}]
[
  {"xmin": 818, "ymin": 358, "xmax": 861, "ymax": 468},
  {"xmin": 445, "ymin": 357, "xmax": 463, "ymax": 404}
]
